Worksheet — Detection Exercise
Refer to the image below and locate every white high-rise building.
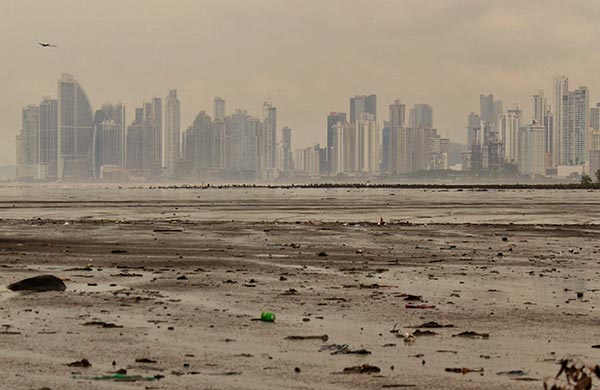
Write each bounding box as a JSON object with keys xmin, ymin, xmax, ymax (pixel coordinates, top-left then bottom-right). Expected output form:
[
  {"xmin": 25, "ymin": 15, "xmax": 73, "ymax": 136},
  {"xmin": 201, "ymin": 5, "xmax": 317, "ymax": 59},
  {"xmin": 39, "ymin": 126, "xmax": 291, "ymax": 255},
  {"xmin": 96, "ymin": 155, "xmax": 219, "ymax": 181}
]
[
  {"xmin": 518, "ymin": 123, "xmax": 547, "ymax": 177},
  {"xmin": 164, "ymin": 89, "xmax": 181, "ymax": 176},
  {"xmin": 498, "ymin": 107, "xmax": 521, "ymax": 163},
  {"xmin": 356, "ymin": 113, "xmax": 380, "ymax": 173},
  {"xmin": 553, "ymin": 75, "xmax": 569, "ymax": 165},
  {"xmin": 532, "ymin": 90, "xmax": 546, "ymax": 125},
  {"xmin": 562, "ymin": 86, "xmax": 589, "ymax": 166}
]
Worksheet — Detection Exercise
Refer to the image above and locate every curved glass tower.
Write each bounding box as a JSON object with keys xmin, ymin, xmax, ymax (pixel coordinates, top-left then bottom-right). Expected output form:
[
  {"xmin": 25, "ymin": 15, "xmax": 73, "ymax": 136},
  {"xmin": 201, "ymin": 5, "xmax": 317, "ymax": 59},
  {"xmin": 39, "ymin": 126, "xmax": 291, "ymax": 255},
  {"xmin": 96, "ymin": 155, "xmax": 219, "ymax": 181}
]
[{"xmin": 58, "ymin": 74, "xmax": 94, "ymax": 180}]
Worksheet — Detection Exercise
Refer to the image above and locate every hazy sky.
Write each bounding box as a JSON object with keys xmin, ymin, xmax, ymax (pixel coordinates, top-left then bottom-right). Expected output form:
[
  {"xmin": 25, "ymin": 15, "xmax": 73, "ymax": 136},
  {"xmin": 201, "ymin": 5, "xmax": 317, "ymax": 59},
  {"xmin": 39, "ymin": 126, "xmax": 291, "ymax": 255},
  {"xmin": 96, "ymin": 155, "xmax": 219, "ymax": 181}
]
[{"xmin": 2, "ymin": 0, "xmax": 600, "ymax": 165}]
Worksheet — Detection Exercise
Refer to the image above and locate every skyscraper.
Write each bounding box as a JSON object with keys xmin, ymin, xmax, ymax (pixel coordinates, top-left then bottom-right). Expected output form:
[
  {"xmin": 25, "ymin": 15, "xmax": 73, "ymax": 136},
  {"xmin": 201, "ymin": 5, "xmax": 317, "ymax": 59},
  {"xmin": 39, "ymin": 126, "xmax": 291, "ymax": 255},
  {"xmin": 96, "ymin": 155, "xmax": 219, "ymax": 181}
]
[
  {"xmin": 388, "ymin": 100, "xmax": 406, "ymax": 174},
  {"xmin": 16, "ymin": 105, "xmax": 39, "ymax": 180},
  {"xmin": 480, "ymin": 94, "xmax": 495, "ymax": 123},
  {"xmin": 498, "ymin": 107, "xmax": 522, "ymax": 163},
  {"xmin": 467, "ymin": 112, "xmax": 480, "ymax": 147},
  {"xmin": 409, "ymin": 104, "xmax": 433, "ymax": 129},
  {"xmin": 590, "ymin": 102, "xmax": 600, "ymax": 131},
  {"xmin": 553, "ymin": 75, "xmax": 569, "ymax": 165},
  {"xmin": 326, "ymin": 112, "xmax": 347, "ymax": 173},
  {"xmin": 57, "ymin": 74, "xmax": 94, "ymax": 180},
  {"xmin": 518, "ymin": 123, "xmax": 547, "ymax": 177},
  {"xmin": 92, "ymin": 103, "xmax": 126, "ymax": 178},
  {"xmin": 164, "ymin": 89, "xmax": 181, "ymax": 177},
  {"xmin": 126, "ymin": 98, "xmax": 162, "ymax": 178},
  {"xmin": 562, "ymin": 86, "xmax": 589, "ymax": 165},
  {"xmin": 356, "ymin": 113, "xmax": 379, "ymax": 173},
  {"xmin": 214, "ymin": 97, "xmax": 225, "ymax": 121},
  {"xmin": 532, "ymin": 91, "xmax": 546, "ymax": 125},
  {"xmin": 350, "ymin": 95, "xmax": 376, "ymax": 124},
  {"xmin": 263, "ymin": 102, "xmax": 277, "ymax": 177},
  {"xmin": 281, "ymin": 127, "xmax": 293, "ymax": 173},
  {"xmin": 38, "ymin": 97, "xmax": 58, "ymax": 179}
]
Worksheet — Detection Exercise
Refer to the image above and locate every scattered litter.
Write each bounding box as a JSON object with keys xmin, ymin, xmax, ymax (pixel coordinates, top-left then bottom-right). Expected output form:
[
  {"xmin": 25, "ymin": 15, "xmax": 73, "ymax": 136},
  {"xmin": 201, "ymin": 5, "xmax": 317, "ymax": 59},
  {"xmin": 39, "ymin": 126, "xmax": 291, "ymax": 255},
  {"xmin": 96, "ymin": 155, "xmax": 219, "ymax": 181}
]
[
  {"xmin": 341, "ymin": 364, "xmax": 381, "ymax": 374},
  {"xmin": 452, "ymin": 331, "xmax": 489, "ymax": 339},
  {"xmin": 82, "ymin": 321, "xmax": 123, "ymax": 329},
  {"xmin": 67, "ymin": 359, "xmax": 91, "ymax": 368},
  {"xmin": 405, "ymin": 304, "xmax": 436, "ymax": 309},
  {"xmin": 285, "ymin": 335, "xmax": 328, "ymax": 341},
  {"xmin": 408, "ymin": 321, "xmax": 454, "ymax": 328},
  {"xmin": 135, "ymin": 358, "xmax": 157, "ymax": 363},
  {"xmin": 78, "ymin": 374, "xmax": 164, "ymax": 382},
  {"xmin": 544, "ymin": 358, "xmax": 598, "ymax": 389},
  {"xmin": 260, "ymin": 312, "xmax": 276, "ymax": 322},
  {"xmin": 445, "ymin": 367, "xmax": 484, "ymax": 374},
  {"xmin": 497, "ymin": 370, "xmax": 527, "ymax": 377}
]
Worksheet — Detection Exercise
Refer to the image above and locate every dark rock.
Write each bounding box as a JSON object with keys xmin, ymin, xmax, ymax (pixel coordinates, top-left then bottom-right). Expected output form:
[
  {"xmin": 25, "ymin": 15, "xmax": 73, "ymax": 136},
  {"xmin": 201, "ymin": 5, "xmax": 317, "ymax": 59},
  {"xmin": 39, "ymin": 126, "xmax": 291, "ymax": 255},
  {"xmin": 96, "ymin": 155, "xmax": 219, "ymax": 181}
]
[{"xmin": 8, "ymin": 275, "xmax": 66, "ymax": 292}]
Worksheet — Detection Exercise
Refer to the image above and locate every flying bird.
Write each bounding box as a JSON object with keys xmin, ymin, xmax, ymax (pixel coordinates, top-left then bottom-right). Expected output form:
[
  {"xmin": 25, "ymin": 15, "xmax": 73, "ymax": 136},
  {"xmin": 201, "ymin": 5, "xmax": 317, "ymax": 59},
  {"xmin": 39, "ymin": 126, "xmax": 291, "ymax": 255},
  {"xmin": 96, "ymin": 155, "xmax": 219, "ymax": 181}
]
[{"xmin": 38, "ymin": 42, "xmax": 57, "ymax": 47}]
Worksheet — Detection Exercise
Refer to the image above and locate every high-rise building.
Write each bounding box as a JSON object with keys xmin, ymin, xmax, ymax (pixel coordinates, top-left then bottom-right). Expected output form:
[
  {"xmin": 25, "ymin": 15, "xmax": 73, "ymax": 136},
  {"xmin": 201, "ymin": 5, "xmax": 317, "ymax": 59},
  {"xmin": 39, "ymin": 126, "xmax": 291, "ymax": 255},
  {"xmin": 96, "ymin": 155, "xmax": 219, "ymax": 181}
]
[
  {"xmin": 532, "ymin": 91, "xmax": 546, "ymax": 125},
  {"xmin": 518, "ymin": 123, "xmax": 546, "ymax": 177},
  {"xmin": 281, "ymin": 127, "xmax": 293, "ymax": 173},
  {"xmin": 327, "ymin": 112, "xmax": 347, "ymax": 172},
  {"xmin": 553, "ymin": 75, "xmax": 569, "ymax": 165},
  {"xmin": 355, "ymin": 113, "xmax": 379, "ymax": 173},
  {"xmin": 16, "ymin": 105, "xmax": 39, "ymax": 180},
  {"xmin": 126, "ymin": 98, "xmax": 162, "ymax": 178},
  {"xmin": 480, "ymin": 94, "xmax": 495, "ymax": 123},
  {"xmin": 214, "ymin": 97, "xmax": 225, "ymax": 121},
  {"xmin": 92, "ymin": 103, "xmax": 126, "ymax": 179},
  {"xmin": 498, "ymin": 107, "xmax": 522, "ymax": 163},
  {"xmin": 590, "ymin": 102, "xmax": 600, "ymax": 131},
  {"xmin": 562, "ymin": 86, "xmax": 589, "ymax": 165},
  {"xmin": 544, "ymin": 108, "xmax": 554, "ymax": 163},
  {"xmin": 57, "ymin": 74, "xmax": 94, "ymax": 180},
  {"xmin": 467, "ymin": 112, "xmax": 480, "ymax": 147},
  {"xmin": 38, "ymin": 97, "xmax": 58, "ymax": 179},
  {"xmin": 183, "ymin": 111, "xmax": 212, "ymax": 176},
  {"xmin": 164, "ymin": 89, "xmax": 181, "ymax": 177},
  {"xmin": 388, "ymin": 100, "xmax": 405, "ymax": 174},
  {"xmin": 350, "ymin": 95, "xmax": 376, "ymax": 123},
  {"xmin": 409, "ymin": 104, "xmax": 433, "ymax": 129},
  {"xmin": 263, "ymin": 102, "xmax": 277, "ymax": 178}
]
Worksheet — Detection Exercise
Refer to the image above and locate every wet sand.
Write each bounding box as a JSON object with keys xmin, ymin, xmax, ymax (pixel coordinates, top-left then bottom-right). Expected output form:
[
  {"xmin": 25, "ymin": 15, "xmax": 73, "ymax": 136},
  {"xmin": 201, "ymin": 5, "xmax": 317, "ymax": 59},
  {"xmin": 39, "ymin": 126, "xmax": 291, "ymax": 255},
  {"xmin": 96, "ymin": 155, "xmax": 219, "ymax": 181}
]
[{"xmin": 1, "ymin": 186, "xmax": 599, "ymax": 389}]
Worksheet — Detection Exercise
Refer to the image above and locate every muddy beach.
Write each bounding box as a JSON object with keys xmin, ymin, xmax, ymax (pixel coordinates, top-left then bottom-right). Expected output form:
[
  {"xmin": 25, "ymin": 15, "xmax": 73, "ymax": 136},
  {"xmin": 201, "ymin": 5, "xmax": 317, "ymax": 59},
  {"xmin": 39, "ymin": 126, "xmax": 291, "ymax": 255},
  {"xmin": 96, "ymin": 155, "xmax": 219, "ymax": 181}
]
[{"xmin": 1, "ymin": 185, "xmax": 599, "ymax": 389}]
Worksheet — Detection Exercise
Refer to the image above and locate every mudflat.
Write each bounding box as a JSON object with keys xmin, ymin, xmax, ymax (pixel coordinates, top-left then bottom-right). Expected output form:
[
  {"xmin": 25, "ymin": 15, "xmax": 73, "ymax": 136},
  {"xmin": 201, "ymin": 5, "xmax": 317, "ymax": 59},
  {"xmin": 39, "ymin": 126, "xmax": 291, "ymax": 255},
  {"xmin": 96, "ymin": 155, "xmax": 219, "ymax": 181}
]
[{"xmin": 1, "ymin": 186, "xmax": 599, "ymax": 389}]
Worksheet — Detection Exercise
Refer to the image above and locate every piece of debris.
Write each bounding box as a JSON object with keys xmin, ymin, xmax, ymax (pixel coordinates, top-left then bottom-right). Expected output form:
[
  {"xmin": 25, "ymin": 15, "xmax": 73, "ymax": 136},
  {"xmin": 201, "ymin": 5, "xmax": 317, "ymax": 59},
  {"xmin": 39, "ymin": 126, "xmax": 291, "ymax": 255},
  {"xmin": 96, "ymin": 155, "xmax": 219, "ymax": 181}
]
[
  {"xmin": 260, "ymin": 311, "xmax": 276, "ymax": 322},
  {"xmin": 135, "ymin": 358, "xmax": 157, "ymax": 363},
  {"xmin": 80, "ymin": 374, "xmax": 164, "ymax": 382},
  {"xmin": 452, "ymin": 331, "xmax": 489, "ymax": 339},
  {"xmin": 7, "ymin": 275, "xmax": 66, "ymax": 292},
  {"xmin": 544, "ymin": 358, "xmax": 597, "ymax": 390},
  {"xmin": 342, "ymin": 364, "xmax": 381, "ymax": 374},
  {"xmin": 82, "ymin": 321, "xmax": 123, "ymax": 329},
  {"xmin": 497, "ymin": 370, "xmax": 528, "ymax": 377},
  {"xmin": 285, "ymin": 335, "xmax": 328, "ymax": 341},
  {"xmin": 67, "ymin": 359, "xmax": 91, "ymax": 368},
  {"xmin": 405, "ymin": 304, "xmax": 436, "ymax": 309},
  {"xmin": 409, "ymin": 321, "xmax": 454, "ymax": 328},
  {"xmin": 403, "ymin": 294, "xmax": 423, "ymax": 302},
  {"xmin": 111, "ymin": 250, "xmax": 128, "ymax": 254},
  {"xmin": 445, "ymin": 367, "xmax": 484, "ymax": 374},
  {"xmin": 317, "ymin": 252, "xmax": 328, "ymax": 257}
]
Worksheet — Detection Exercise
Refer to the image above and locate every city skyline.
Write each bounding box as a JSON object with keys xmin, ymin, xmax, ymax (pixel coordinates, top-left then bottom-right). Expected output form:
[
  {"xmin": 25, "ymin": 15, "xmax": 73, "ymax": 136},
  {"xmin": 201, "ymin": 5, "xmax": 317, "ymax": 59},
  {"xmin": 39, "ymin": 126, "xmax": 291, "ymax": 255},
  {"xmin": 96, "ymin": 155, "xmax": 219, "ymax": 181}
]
[{"xmin": 5, "ymin": 1, "xmax": 600, "ymax": 166}]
